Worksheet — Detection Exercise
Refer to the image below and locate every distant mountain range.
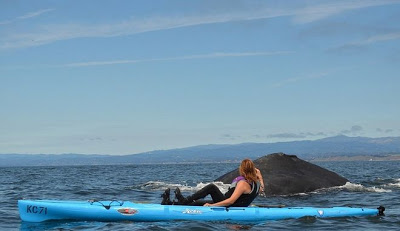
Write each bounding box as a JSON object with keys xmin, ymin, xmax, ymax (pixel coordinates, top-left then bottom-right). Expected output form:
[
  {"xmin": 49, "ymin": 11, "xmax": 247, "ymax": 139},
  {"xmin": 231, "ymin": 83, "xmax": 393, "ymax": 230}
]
[{"xmin": 1, "ymin": 135, "xmax": 400, "ymax": 166}]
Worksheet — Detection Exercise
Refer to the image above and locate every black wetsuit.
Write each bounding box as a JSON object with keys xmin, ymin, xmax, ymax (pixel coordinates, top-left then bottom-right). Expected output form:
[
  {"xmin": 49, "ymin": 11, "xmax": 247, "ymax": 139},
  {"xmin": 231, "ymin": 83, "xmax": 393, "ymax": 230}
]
[{"xmin": 186, "ymin": 179, "xmax": 260, "ymax": 207}]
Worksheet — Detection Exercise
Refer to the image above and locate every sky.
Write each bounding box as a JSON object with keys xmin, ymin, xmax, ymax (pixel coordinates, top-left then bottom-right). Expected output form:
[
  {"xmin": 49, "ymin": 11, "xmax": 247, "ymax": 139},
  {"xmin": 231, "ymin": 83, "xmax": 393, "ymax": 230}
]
[{"xmin": 1, "ymin": 0, "xmax": 400, "ymax": 155}]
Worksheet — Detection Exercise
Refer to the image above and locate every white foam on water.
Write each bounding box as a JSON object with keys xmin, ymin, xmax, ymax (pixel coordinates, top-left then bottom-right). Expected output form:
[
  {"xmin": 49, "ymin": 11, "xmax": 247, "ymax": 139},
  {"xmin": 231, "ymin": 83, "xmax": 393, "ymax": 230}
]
[
  {"xmin": 338, "ymin": 182, "xmax": 392, "ymax": 193},
  {"xmin": 292, "ymin": 181, "xmax": 394, "ymax": 196},
  {"xmin": 385, "ymin": 178, "xmax": 400, "ymax": 188},
  {"xmin": 139, "ymin": 181, "xmax": 231, "ymax": 193},
  {"xmin": 195, "ymin": 181, "xmax": 231, "ymax": 193},
  {"xmin": 140, "ymin": 179, "xmax": 396, "ymax": 195},
  {"xmin": 139, "ymin": 181, "xmax": 184, "ymax": 190}
]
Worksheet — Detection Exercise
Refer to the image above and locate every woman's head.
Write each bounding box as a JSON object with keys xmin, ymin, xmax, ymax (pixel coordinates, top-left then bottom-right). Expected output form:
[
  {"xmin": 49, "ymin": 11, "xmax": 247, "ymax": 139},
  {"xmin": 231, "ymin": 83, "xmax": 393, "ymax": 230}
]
[{"xmin": 239, "ymin": 159, "xmax": 257, "ymax": 183}]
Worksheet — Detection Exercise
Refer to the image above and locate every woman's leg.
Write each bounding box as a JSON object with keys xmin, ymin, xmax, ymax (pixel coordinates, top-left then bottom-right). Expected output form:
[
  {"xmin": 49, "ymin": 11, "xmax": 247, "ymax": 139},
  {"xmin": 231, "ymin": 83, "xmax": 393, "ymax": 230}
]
[
  {"xmin": 175, "ymin": 184, "xmax": 225, "ymax": 205},
  {"xmin": 189, "ymin": 184, "xmax": 225, "ymax": 202}
]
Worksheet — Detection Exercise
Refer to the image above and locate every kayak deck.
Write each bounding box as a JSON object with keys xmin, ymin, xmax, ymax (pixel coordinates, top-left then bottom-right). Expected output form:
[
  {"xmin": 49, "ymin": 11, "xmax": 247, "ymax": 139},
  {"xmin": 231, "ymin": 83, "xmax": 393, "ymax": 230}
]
[{"xmin": 18, "ymin": 200, "xmax": 384, "ymax": 223}]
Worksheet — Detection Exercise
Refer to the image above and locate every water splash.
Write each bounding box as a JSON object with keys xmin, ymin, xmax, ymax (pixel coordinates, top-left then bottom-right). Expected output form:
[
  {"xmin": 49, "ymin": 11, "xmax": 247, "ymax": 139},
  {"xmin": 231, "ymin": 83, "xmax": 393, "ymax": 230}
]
[
  {"xmin": 137, "ymin": 181, "xmax": 231, "ymax": 193},
  {"xmin": 339, "ymin": 182, "xmax": 392, "ymax": 193},
  {"xmin": 385, "ymin": 178, "xmax": 400, "ymax": 188}
]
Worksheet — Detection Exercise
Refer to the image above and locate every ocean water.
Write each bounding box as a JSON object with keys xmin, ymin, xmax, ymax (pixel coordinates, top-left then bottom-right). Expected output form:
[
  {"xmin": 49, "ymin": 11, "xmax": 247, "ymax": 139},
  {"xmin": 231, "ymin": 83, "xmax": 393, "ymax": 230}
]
[{"xmin": 1, "ymin": 161, "xmax": 399, "ymax": 230}]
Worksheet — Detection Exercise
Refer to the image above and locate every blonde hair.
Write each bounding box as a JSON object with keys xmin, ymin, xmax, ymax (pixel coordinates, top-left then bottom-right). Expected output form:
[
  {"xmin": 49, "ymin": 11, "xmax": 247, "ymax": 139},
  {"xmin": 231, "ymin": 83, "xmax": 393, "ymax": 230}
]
[{"xmin": 239, "ymin": 159, "xmax": 258, "ymax": 183}]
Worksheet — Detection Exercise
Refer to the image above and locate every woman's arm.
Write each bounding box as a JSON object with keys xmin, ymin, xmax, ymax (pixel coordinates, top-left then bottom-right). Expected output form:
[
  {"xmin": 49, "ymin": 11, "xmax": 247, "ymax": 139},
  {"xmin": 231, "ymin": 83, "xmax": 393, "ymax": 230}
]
[
  {"xmin": 255, "ymin": 168, "xmax": 265, "ymax": 193},
  {"xmin": 204, "ymin": 181, "xmax": 250, "ymax": 207}
]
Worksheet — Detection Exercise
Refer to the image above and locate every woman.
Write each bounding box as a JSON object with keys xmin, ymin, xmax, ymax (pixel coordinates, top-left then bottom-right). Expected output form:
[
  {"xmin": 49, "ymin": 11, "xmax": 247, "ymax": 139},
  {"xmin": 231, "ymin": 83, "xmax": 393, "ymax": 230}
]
[{"xmin": 161, "ymin": 159, "xmax": 264, "ymax": 207}]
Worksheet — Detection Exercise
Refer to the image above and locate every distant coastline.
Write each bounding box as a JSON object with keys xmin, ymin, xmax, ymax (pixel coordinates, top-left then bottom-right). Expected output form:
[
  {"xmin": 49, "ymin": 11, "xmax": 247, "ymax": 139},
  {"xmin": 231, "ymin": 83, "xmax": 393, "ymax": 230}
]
[
  {"xmin": 1, "ymin": 135, "xmax": 400, "ymax": 166},
  {"xmin": 310, "ymin": 154, "xmax": 400, "ymax": 162}
]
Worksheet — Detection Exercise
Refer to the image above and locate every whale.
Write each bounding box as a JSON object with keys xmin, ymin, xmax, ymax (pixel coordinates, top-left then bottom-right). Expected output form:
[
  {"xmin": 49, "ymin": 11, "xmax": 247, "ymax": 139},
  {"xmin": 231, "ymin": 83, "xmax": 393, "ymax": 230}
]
[{"xmin": 215, "ymin": 153, "xmax": 348, "ymax": 196}]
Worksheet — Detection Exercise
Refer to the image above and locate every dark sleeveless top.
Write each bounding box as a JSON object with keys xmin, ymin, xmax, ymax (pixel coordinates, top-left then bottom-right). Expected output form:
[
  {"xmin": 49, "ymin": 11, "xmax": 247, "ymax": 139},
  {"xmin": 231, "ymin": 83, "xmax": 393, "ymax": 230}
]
[{"xmin": 224, "ymin": 177, "xmax": 261, "ymax": 207}]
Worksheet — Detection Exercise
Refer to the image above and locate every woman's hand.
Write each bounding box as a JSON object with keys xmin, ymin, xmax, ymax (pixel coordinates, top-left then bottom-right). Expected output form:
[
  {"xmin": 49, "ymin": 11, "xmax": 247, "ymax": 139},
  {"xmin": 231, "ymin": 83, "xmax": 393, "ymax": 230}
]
[
  {"xmin": 259, "ymin": 186, "xmax": 266, "ymax": 197},
  {"xmin": 203, "ymin": 203, "xmax": 212, "ymax": 206}
]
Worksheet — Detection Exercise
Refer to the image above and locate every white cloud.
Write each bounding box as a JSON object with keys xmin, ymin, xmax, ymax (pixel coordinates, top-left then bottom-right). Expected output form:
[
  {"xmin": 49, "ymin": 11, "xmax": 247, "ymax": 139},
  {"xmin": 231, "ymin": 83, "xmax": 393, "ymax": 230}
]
[
  {"xmin": 62, "ymin": 51, "xmax": 292, "ymax": 67},
  {"xmin": 341, "ymin": 125, "xmax": 364, "ymax": 134},
  {"xmin": 352, "ymin": 32, "xmax": 400, "ymax": 46},
  {"xmin": 267, "ymin": 133, "xmax": 307, "ymax": 139},
  {"xmin": 2, "ymin": 1, "xmax": 399, "ymax": 50},
  {"xmin": 292, "ymin": 0, "xmax": 400, "ymax": 24},
  {"xmin": 17, "ymin": 8, "xmax": 54, "ymax": 20},
  {"xmin": 0, "ymin": 8, "xmax": 54, "ymax": 25},
  {"xmin": 331, "ymin": 31, "xmax": 400, "ymax": 52},
  {"xmin": 0, "ymin": 20, "xmax": 12, "ymax": 25},
  {"xmin": 271, "ymin": 72, "xmax": 328, "ymax": 88}
]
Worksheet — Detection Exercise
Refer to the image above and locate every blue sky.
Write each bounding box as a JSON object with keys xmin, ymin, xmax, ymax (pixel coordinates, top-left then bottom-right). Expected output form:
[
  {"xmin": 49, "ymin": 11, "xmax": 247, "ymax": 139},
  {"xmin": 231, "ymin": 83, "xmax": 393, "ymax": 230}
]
[{"xmin": 1, "ymin": 0, "xmax": 399, "ymax": 155}]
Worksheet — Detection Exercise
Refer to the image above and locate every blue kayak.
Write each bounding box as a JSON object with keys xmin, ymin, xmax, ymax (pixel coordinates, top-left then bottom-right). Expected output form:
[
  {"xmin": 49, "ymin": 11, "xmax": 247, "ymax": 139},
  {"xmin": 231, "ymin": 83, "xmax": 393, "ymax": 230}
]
[{"xmin": 18, "ymin": 200, "xmax": 384, "ymax": 223}]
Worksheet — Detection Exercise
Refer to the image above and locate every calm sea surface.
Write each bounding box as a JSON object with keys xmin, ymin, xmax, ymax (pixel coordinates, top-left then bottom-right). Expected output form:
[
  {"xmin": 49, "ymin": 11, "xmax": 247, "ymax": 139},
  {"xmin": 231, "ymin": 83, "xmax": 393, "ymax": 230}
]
[{"xmin": 1, "ymin": 161, "xmax": 399, "ymax": 230}]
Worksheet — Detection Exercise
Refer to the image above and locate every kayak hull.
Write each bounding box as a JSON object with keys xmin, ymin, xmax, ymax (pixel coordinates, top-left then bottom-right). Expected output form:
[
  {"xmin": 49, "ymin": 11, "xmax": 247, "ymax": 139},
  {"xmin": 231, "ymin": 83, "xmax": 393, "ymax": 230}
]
[{"xmin": 18, "ymin": 200, "xmax": 381, "ymax": 223}]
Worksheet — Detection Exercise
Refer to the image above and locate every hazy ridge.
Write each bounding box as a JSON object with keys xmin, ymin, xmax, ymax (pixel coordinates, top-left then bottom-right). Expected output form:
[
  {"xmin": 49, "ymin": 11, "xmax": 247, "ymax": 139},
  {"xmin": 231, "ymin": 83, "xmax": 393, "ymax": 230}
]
[{"xmin": 1, "ymin": 135, "xmax": 399, "ymax": 166}]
